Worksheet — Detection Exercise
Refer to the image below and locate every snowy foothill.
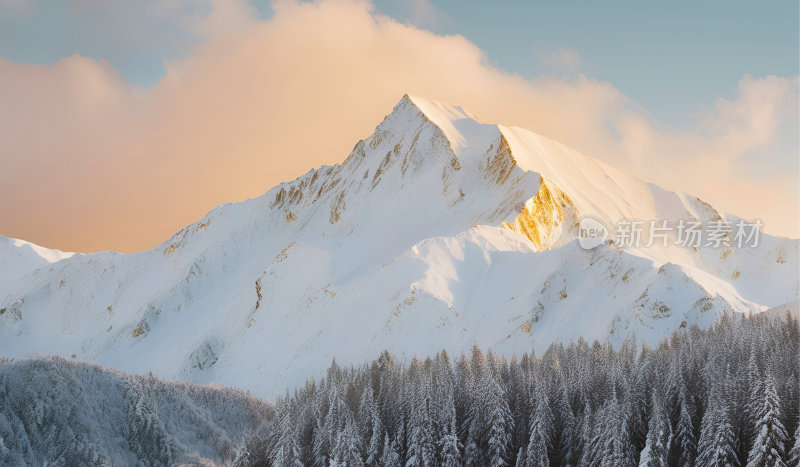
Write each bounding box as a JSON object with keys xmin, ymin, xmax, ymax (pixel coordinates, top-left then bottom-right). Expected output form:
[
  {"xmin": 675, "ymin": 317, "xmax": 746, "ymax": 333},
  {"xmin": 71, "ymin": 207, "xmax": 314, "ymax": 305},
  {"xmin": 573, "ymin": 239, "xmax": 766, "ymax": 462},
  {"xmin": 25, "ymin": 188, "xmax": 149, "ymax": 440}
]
[{"xmin": 0, "ymin": 356, "xmax": 271, "ymax": 465}]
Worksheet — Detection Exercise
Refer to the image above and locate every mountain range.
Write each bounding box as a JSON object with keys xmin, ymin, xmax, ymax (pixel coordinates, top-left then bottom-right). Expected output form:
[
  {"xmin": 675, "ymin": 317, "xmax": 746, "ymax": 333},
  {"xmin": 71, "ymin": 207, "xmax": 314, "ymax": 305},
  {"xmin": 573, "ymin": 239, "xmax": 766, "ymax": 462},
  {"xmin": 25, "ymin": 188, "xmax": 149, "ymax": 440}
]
[{"xmin": 1, "ymin": 95, "xmax": 797, "ymax": 398}]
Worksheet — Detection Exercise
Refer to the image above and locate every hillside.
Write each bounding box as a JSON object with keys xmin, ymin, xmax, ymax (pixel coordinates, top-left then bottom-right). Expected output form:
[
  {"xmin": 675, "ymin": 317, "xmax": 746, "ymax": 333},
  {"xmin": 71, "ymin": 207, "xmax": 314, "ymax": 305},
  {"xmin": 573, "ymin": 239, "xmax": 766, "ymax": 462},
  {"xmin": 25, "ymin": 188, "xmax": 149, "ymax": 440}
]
[{"xmin": 0, "ymin": 357, "xmax": 271, "ymax": 465}]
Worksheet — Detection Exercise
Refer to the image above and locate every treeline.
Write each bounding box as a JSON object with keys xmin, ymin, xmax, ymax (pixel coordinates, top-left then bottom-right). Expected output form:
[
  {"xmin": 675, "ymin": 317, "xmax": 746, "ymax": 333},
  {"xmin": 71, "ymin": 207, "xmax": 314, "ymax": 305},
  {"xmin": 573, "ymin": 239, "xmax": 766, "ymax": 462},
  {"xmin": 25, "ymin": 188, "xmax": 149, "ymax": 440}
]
[
  {"xmin": 234, "ymin": 313, "xmax": 800, "ymax": 466},
  {"xmin": 1, "ymin": 314, "xmax": 798, "ymax": 466},
  {"xmin": 0, "ymin": 357, "xmax": 272, "ymax": 466}
]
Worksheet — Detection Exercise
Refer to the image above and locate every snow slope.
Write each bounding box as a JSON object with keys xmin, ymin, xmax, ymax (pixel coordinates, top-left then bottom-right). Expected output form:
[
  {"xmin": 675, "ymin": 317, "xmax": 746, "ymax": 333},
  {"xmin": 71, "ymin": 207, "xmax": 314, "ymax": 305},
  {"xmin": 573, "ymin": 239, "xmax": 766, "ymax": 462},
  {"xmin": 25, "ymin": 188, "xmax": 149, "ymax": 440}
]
[
  {"xmin": 0, "ymin": 357, "xmax": 270, "ymax": 465},
  {"xmin": 0, "ymin": 95, "xmax": 797, "ymax": 398}
]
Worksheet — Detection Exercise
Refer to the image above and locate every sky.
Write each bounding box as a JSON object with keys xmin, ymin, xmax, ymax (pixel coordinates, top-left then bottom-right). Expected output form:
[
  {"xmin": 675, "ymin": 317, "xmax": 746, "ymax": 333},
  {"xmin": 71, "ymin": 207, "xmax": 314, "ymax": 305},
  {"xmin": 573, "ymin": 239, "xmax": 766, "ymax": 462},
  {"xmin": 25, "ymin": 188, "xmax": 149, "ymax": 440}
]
[{"xmin": 0, "ymin": 0, "xmax": 797, "ymax": 252}]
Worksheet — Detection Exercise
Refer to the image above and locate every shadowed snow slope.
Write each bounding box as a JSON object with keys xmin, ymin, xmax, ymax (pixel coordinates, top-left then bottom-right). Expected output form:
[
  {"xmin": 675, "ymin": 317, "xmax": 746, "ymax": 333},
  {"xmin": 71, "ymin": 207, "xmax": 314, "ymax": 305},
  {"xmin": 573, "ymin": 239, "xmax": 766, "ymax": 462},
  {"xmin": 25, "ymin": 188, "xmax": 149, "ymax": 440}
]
[
  {"xmin": 0, "ymin": 357, "xmax": 271, "ymax": 465},
  {"xmin": 0, "ymin": 95, "xmax": 797, "ymax": 398}
]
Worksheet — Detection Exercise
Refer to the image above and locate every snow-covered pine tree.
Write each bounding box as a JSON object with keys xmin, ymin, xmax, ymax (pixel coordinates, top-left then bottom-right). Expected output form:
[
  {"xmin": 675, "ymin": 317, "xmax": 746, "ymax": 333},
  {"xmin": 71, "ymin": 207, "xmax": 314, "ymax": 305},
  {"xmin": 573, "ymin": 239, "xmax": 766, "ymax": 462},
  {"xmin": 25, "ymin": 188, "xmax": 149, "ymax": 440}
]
[
  {"xmin": 630, "ymin": 352, "xmax": 653, "ymax": 453},
  {"xmin": 464, "ymin": 380, "xmax": 486, "ymax": 464},
  {"xmin": 405, "ymin": 384, "xmax": 435, "ymax": 466},
  {"xmin": 454, "ymin": 351, "xmax": 473, "ymax": 435},
  {"xmin": 579, "ymin": 402, "xmax": 596, "ymax": 466},
  {"xmin": 312, "ymin": 410, "xmax": 328, "ymax": 467},
  {"xmin": 376, "ymin": 352, "xmax": 403, "ymax": 441},
  {"xmin": 378, "ymin": 434, "xmax": 401, "ymax": 467},
  {"xmin": 524, "ymin": 416, "xmax": 550, "ymax": 466},
  {"xmin": 696, "ymin": 384, "xmax": 739, "ymax": 467},
  {"xmin": 432, "ymin": 351, "xmax": 456, "ymax": 440},
  {"xmin": 123, "ymin": 376, "xmax": 179, "ymax": 464},
  {"xmin": 485, "ymin": 372, "xmax": 514, "ymax": 466},
  {"xmin": 506, "ymin": 356, "xmax": 530, "ymax": 457},
  {"xmin": 746, "ymin": 372, "xmax": 787, "ymax": 467},
  {"xmin": 524, "ymin": 388, "xmax": 553, "ymax": 467},
  {"xmin": 358, "ymin": 386, "xmax": 376, "ymax": 442},
  {"xmin": 365, "ymin": 404, "xmax": 384, "ymax": 466},
  {"xmin": 553, "ymin": 381, "xmax": 577, "ymax": 466},
  {"xmin": 597, "ymin": 393, "xmax": 634, "ymax": 467},
  {"xmin": 737, "ymin": 344, "xmax": 762, "ymax": 460},
  {"xmin": 638, "ymin": 390, "xmax": 670, "ymax": 467},
  {"xmin": 439, "ymin": 421, "xmax": 462, "ymax": 467},
  {"xmin": 744, "ymin": 346, "xmax": 762, "ymax": 438},
  {"xmin": 787, "ymin": 416, "xmax": 800, "ymax": 467},
  {"xmin": 330, "ymin": 418, "xmax": 364, "ymax": 467},
  {"xmin": 394, "ymin": 414, "xmax": 407, "ymax": 464},
  {"xmin": 673, "ymin": 383, "xmax": 697, "ymax": 467},
  {"xmin": 471, "ymin": 344, "xmax": 486, "ymax": 377},
  {"xmin": 323, "ymin": 380, "xmax": 349, "ymax": 451},
  {"xmin": 271, "ymin": 402, "xmax": 304, "ymax": 467},
  {"xmin": 438, "ymin": 391, "xmax": 462, "ymax": 467}
]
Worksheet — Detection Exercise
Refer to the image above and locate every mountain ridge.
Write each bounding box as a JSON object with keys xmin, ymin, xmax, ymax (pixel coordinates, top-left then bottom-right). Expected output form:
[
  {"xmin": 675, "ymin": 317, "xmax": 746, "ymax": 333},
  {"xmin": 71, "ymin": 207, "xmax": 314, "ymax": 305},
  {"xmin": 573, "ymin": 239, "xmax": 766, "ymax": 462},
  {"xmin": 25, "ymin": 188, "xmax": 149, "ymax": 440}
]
[{"xmin": 0, "ymin": 95, "xmax": 797, "ymax": 398}]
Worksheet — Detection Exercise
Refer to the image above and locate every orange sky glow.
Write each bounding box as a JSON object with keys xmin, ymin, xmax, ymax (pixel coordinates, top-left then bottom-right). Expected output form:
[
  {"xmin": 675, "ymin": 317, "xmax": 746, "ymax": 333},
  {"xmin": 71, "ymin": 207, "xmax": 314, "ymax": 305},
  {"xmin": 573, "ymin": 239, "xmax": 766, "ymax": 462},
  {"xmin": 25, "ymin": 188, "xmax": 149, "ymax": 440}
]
[{"xmin": 1, "ymin": 0, "xmax": 797, "ymax": 253}]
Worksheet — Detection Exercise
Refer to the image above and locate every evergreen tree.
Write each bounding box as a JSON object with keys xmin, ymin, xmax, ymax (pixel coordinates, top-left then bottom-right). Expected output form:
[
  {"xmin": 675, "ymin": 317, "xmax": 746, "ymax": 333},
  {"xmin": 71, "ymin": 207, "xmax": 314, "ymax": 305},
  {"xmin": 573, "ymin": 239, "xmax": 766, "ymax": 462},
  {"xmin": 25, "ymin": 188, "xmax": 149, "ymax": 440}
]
[
  {"xmin": 638, "ymin": 390, "xmax": 670, "ymax": 467},
  {"xmin": 630, "ymin": 355, "xmax": 653, "ymax": 453},
  {"xmin": 579, "ymin": 403, "xmax": 596, "ymax": 466},
  {"xmin": 524, "ymin": 394, "xmax": 553, "ymax": 467},
  {"xmin": 743, "ymin": 346, "xmax": 762, "ymax": 454},
  {"xmin": 271, "ymin": 403, "xmax": 304, "ymax": 467},
  {"xmin": 553, "ymin": 382, "xmax": 577, "ymax": 466},
  {"xmin": 597, "ymin": 394, "xmax": 634, "ymax": 467},
  {"xmin": 485, "ymin": 373, "xmax": 514, "ymax": 466},
  {"xmin": 358, "ymin": 386, "xmax": 377, "ymax": 442},
  {"xmin": 330, "ymin": 419, "xmax": 364, "ymax": 467},
  {"xmin": 746, "ymin": 373, "xmax": 787, "ymax": 467},
  {"xmin": 379, "ymin": 434, "xmax": 401, "ymax": 467},
  {"xmin": 365, "ymin": 405, "xmax": 383, "ymax": 466},
  {"xmin": 696, "ymin": 385, "xmax": 739, "ymax": 467},
  {"xmin": 405, "ymin": 390, "xmax": 435, "ymax": 466},
  {"xmin": 439, "ymin": 426, "xmax": 461, "ymax": 467},
  {"xmin": 438, "ymin": 391, "xmax": 462, "ymax": 467},
  {"xmin": 312, "ymin": 411, "xmax": 329, "ymax": 467},
  {"xmin": 787, "ymin": 416, "xmax": 800, "ymax": 467},
  {"xmin": 524, "ymin": 420, "xmax": 550, "ymax": 466},
  {"xmin": 673, "ymin": 384, "xmax": 697, "ymax": 467}
]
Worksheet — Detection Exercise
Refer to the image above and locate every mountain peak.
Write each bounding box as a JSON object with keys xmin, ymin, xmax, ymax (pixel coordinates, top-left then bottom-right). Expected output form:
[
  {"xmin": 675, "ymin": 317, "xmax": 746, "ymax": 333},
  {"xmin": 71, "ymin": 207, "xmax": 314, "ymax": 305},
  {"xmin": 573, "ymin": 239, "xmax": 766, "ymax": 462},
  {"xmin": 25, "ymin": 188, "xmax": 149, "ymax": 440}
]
[
  {"xmin": 401, "ymin": 93, "xmax": 474, "ymax": 123},
  {"xmin": 1, "ymin": 93, "xmax": 796, "ymax": 400},
  {"xmin": 391, "ymin": 94, "xmax": 484, "ymax": 153}
]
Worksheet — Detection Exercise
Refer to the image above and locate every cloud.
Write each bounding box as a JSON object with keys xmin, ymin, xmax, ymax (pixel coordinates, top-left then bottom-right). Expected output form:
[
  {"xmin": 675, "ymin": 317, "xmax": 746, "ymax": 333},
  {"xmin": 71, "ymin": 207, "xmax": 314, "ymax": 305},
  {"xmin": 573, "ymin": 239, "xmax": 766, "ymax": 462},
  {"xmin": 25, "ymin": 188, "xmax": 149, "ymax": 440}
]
[
  {"xmin": 0, "ymin": 0, "xmax": 796, "ymax": 253},
  {"xmin": 390, "ymin": 0, "xmax": 449, "ymax": 28},
  {"xmin": 607, "ymin": 74, "xmax": 799, "ymax": 233},
  {"xmin": 536, "ymin": 46, "xmax": 583, "ymax": 74},
  {"xmin": 178, "ymin": 0, "xmax": 260, "ymax": 38}
]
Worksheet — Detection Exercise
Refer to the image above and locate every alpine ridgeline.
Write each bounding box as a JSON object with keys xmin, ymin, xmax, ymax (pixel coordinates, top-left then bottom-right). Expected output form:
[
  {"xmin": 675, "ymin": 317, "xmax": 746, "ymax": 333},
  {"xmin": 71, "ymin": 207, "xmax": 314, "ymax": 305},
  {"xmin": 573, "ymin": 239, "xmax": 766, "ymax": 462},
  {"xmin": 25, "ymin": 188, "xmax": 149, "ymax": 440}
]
[{"xmin": 1, "ymin": 95, "xmax": 797, "ymax": 397}]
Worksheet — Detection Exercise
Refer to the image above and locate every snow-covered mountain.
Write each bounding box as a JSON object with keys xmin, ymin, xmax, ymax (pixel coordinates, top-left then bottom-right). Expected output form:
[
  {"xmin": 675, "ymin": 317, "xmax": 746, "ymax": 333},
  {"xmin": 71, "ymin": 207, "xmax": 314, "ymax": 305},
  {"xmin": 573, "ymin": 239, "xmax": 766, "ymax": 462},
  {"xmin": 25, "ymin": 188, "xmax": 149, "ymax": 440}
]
[{"xmin": 1, "ymin": 95, "xmax": 797, "ymax": 398}]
